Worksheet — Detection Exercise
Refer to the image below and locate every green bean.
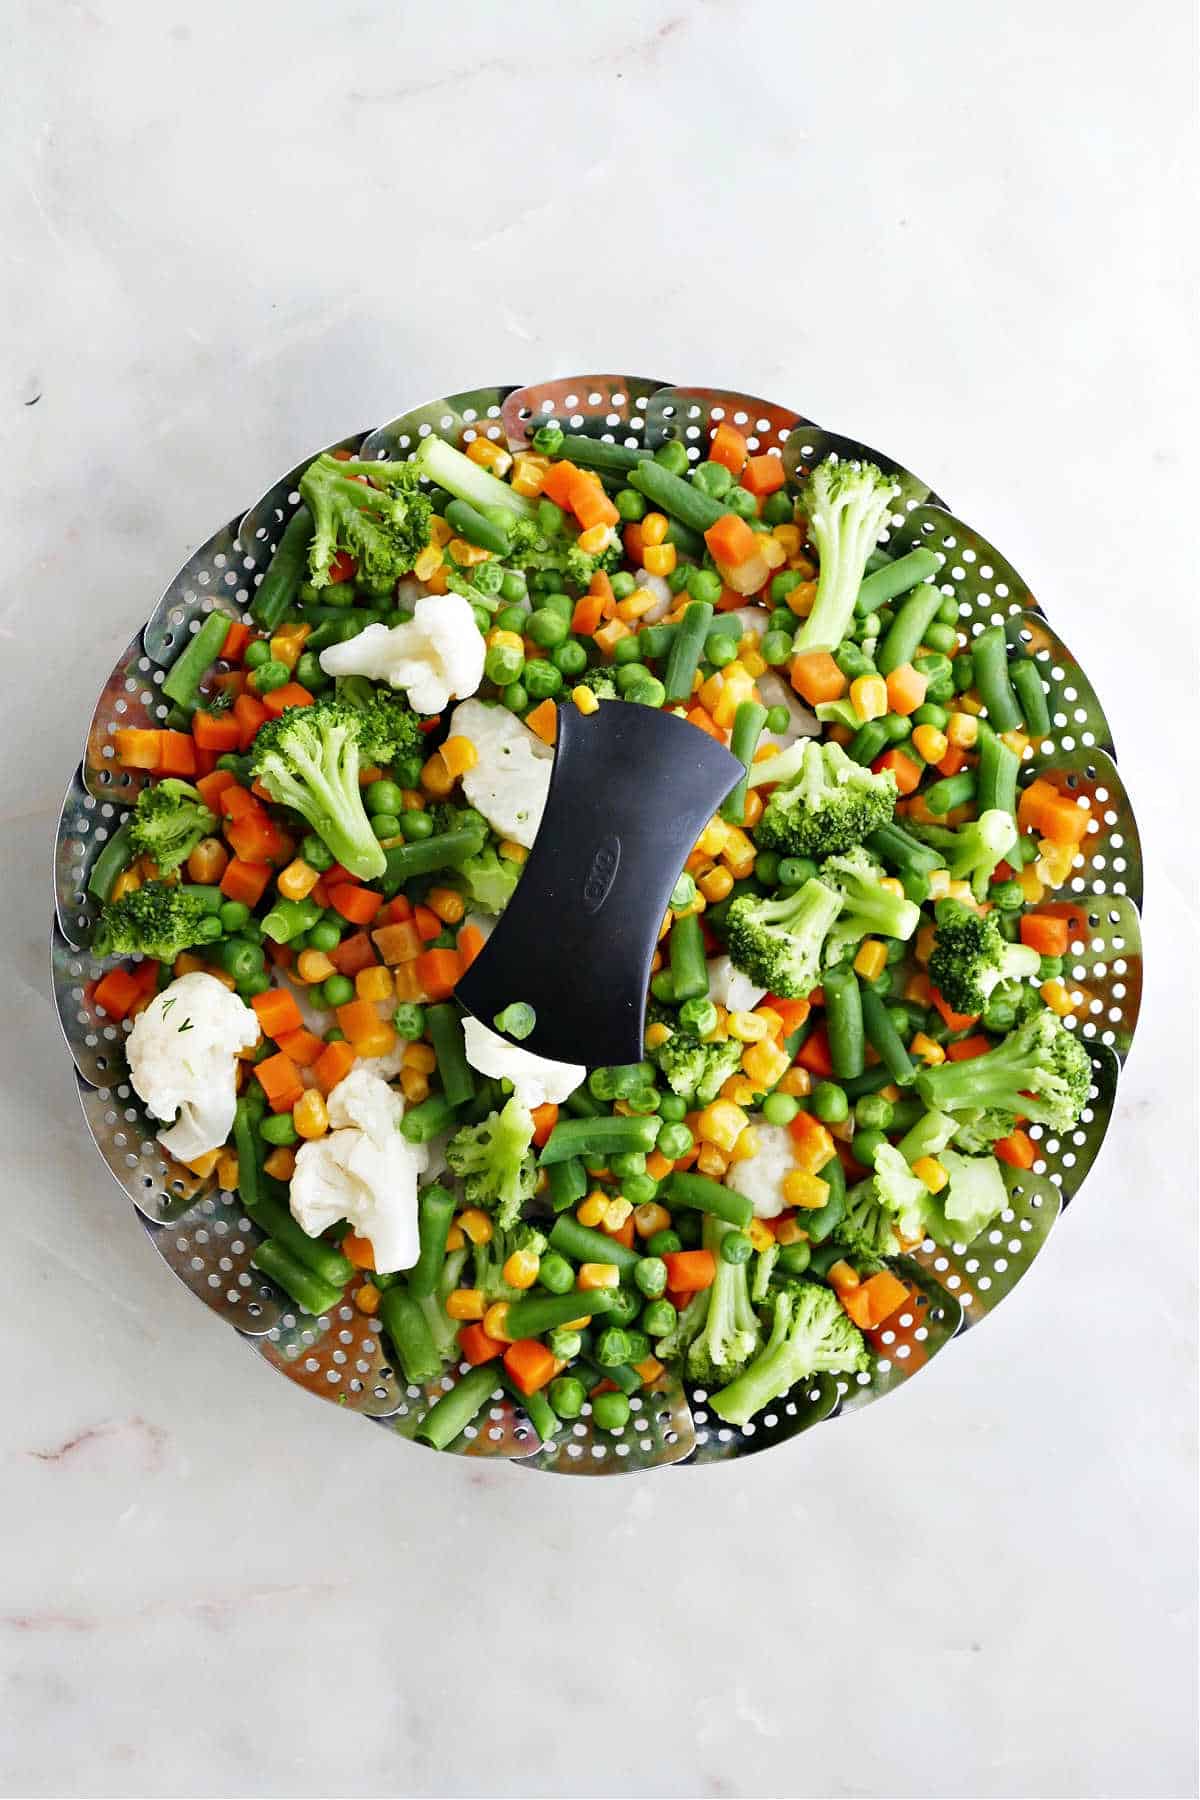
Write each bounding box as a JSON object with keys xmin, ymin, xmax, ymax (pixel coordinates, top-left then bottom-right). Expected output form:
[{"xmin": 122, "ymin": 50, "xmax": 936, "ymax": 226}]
[
  {"xmin": 407, "ymin": 1184, "xmax": 456, "ymax": 1300},
  {"xmin": 251, "ymin": 505, "xmax": 313, "ymax": 630},
  {"xmin": 721, "ymin": 700, "xmax": 768, "ymax": 824},
  {"xmin": 379, "ymin": 1289, "xmax": 443, "ymax": 1384},
  {"xmin": 233, "ymin": 1101, "xmax": 261, "ymax": 1210},
  {"xmin": 925, "ymin": 770, "xmax": 978, "ymax": 816},
  {"xmin": 538, "ymin": 1113, "xmax": 660, "ymax": 1166},
  {"xmin": 840, "ymin": 1066, "xmax": 894, "ymax": 1101},
  {"xmin": 556, "ymin": 434, "xmax": 650, "ymax": 475},
  {"xmin": 877, "ymin": 582, "xmax": 945, "ymax": 676},
  {"xmin": 242, "ymin": 1191, "xmax": 354, "ymax": 1287},
  {"xmin": 564, "ymin": 1083, "xmax": 602, "ymax": 1119},
  {"xmin": 855, "ymin": 547, "xmax": 941, "ymax": 616},
  {"xmin": 548, "ymin": 1156, "xmax": 588, "ymax": 1212},
  {"xmin": 971, "ymin": 625, "xmax": 1023, "ymax": 731},
  {"xmin": 415, "ymin": 1362, "xmax": 501, "ymax": 1449},
  {"xmin": 381, "ymin": 827, "xmax": 485, "ymax": 895},
  {"xmin": 162, "ymin": 610, "xmax": 233, "ymax": 708},
  {"xmin": 400, "ymin": 1094, "xmax": 460, "ymax": 1144},
  {"xmin": 443, "ymin": 497, "xmax": 511, "ymax": 556},
  {"xmin": 639, "ymin": 622, "xmax": 678, "ymax": 662},
  {"xmin": 87, "ymin": 823, "xmax": 134, "ymax": 901},
  {"xmin": 798, "ymin": 1155, "xmax": 847, "ymax": 1244},
  {"xmin": 303, "ymin": 610, "xmax": 381, "ymax": 654},
  {"xmin": 261, "ymin": 896, "xmax": 322, "ymax": 943},
  {"xmin": 847, "ymin": 719, "xmax": 891, "ymax": 765},
  {"xmin": 663, "ymin": 1170, "xmax": 754, "ymax": 1229},
  {"xmin": 822, "ymin": 966, "xmax": 865, "ymax": 1080},
  {"xmin": 1011, "ymin": 658, "xmax": 1051, "ymax": 739},
  {"xmin": 501, "ymin": 1368, "xmax": 560, "ymax": 1441},
  {"xmin": 663, "ymin": 601, "xmax": 715, "ymax": 703},
  {"xmin": 626, "ymin": 460, "xmax": 726, "ymax": 533},
  {"xmin": 976, "ymin": 724, "xmax": 1019, "ymax": 817},
  {"xmin": 251, "ymin": 1240, "xmax": 343, "ymax": 1317},
  {"xmin": 860, "ymin": 985, "xmax": 915, "ymax": 1085},
  {"xmin": 426, "ymin": 1004, "xmax": 475, "ymax": 1108},
  {"xmin": 668, "ymin": 911, "xmax": 709, "ymax": 1005},
  {"xmin": 503, "ymin": 1287, "xmax": 620, "ymax": 1339},
  {"xmin": 665, "ymin": 517, "xmax": 706, "ymax": 560},
  {"xmin": 546, "ymin": 1215, "xmax": 642, "ymax": 1274}
]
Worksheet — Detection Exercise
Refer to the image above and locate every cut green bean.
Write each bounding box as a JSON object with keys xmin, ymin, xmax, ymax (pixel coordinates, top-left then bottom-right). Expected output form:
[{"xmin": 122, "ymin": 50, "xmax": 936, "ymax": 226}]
[
  {"xmin": 242, "ymin": 1191, "xmax": 354, "ymax": 1288},
  {"xmin": 1011, "ymin": 658, "xmax": 1051, "ymax": 739},
  {"xmin": 860, "ymin": 985, "xmax": 915, "ymax": 1085},
  {"xmin": 162, "ymin": 611, "xmax": 233, "ymax": 708},
  {"xmin": 400, "ymin": 1093, "xmax": 461, "ymax": 1144},
  {"xmin": 847, "ymin": 719, "xmax": 891, "ymax": 766},
  {"xmin": 876, "ymin": 583, "xmax": 945, "ymax": 676},
  {"xmin": 426, "ymin": 1003, "xmax": 476, "ymax": 1108},
  {"xmin": 971, "ymin": 625, "xmax": 1023, "ymax": 732},
  {"xmin": 379, "ymin": 1289, "xmax": 443, "ymax": 1384},
  {"xmin": 548, "ymin": 1155, "xmax": 588, "ymax": 1212},
  {"xmin": 855, "ymin": 548, "xmax": 941, "ymax": 616},
  {"xmin": 408, "ymin": 1184, "xmax": 456, "ymax": 1300},
  {"xmin": 823, "ymin": 965, "xmax": 865, "ymax": 1080},
  {"xmin": 721, "ymin": 700, "xmax": 768, "ymax": 823},
  {"xmin": 668, "ymin": 911, "xmax": 709, "ymax": 1004},
  {"xmin": 416, "ymin": 1362, "xmax": 502, "ymax": 1449},
  {"xmin": 381, "ymin": 827, "xmax": 486, "ymax": 895},
  {"xmin": 800, "ymin": 1155, "xmax": 847, "ymax": 1243},
  {"xmin": 976, "ymin": 724, "xmax": 1019, "ymax": 817},
  {"xmin": 503, "ymin": 1287, "xmax": 619, "ymax": 1339},
  {"xmin": 538, "ymin": 1113, "xmax": 660, "ymax": 1166},
  {"xmin": 444, "ymin": 497, "xmax": 512, "ymax": 556},
  {"xmin": 251, "ymin": 505, "xmax": 314, "ymax": 630},
  {"xmin": 556, "ymin": 435, "xmax": 650, "ymax": 476},
  {"xmin": 233, "ymin": 1101, "xmax": 261, "ymax": 1210},
  {"xmin": 626, "ymin": 461, "xmax": 726, "ymax": 533},
  {"xmin": 925, "ymin": 770, "xmax": 978, "ymax": 816},
  {"xmin": 251, "ymin": 1240, "xmax": 343, "ymax": 1317},
  {"xmin": 547, "ymin": 1215, "xmax": 642, "ymax": 1274},
  {"xmin": 87, "ymin": 823, "xmax": 134, "ymax": 901},
  {"xmin": 501, "ymin": 1368, "xmax": 559, "ymax": 1441},
  {"xmin": 663, "ymin": 601, "xmax": 715, "ymax": 703},
  {"xmin": 663, "ymin": 1171, "xmax": 754, "ymax": 1229}
]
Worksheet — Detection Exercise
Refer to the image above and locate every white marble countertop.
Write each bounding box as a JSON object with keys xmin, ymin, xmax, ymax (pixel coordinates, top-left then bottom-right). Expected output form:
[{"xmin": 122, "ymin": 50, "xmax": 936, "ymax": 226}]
[{"xmin": 3, "ymin": 2, "xmax": 1195, "ymax": 1795}]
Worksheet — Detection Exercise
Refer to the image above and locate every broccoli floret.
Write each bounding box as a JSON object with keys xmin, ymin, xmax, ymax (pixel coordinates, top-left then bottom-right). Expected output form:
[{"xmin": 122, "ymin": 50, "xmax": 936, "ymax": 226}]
[
  {"xmin": 916, "ymin": 1011, "xmax": 1092, "ymax": 1134},
  {"xmin": 125, "ymin": 779, "xmax": 216, "ymax": 876},
  {"xmin": 948, "ymin": 1109, "xmax": 1017, "ymax": 1154},
  {"xmin": 708, "ymin": 1280, "xmax": 870, "ymax": 1427},
  {"xmin": 299, "ymin": 454, "xmax": 433, "ymax": 591},
  {"xmin": 576, "ymin": 666, "xmax": 619, "ymax": 700},
  {"xmin": 749, "ymin": 740, "xmax": 897, "ymax": 858},
  {"xmin": 250, "ymin": 696, "xmax": 405, "ymax": 882},
  {"xmin": 445, "ymin": 1095, "xmax": 537, "ymax": 1229},
  {"xmin": 835, "ymin": 1179, "xmax": 902, "ymax": 1263},
  {"xmin": 456, "ymin": 846, "xmax": 521, "ymax": 915},
  {"xmin": 685, "ymin": 1220, "xmax": 762, "ymax": 1388},
  {"xmin": 92, "ymin": 881, "xmax": 219, "ymax": 962},
  {"xmin": 656, "ymin": 1288, "xmax": 711, "ymax": 1364},
  {"xmin": 792, "ymin": 458, "xmax": 901, "ymax": 655},
  {"xmin": 909, "ymin": 809, "xmax": 1019, "ymax": 902},
  {"xmin": 563, "ymin": 537, "xmax": 623, "ymax": 589},
  {"xmin": 651, "ymin": 1033, "xmax": 744, "ymax": 1105},
  {"xmin": 353, "ymin": 691, "xmax": 424, "ymax": 770},
  {"xmin": 871, "ymin": 1142, "xmax": 934, "ymax": 1244},
  {"xmin": 725, "ymin": 876, "xmax": 843, "ymax": 998},
  {"xmin": 927, "ymin": 899, "xmax": 1040, "ymax": 1017},
  {"xmin": 819, "ymin": 846, "xmax": 922, "ymax": 964}
]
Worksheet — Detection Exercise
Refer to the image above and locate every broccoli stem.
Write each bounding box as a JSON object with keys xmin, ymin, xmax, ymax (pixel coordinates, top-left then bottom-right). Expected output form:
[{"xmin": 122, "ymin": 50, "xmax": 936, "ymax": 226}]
[{"xmin": 414, "ymin": 436, "xmax": 536, "ymax": 520}]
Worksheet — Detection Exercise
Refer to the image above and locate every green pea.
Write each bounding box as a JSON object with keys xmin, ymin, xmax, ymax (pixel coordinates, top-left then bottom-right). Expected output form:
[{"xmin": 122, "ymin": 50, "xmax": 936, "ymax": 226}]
[
  {"xmin": 705, "ymin": 632, "xmax": 738, "ymax": 669},
  {"xmin": 761, "ymin": 490, "xmax": 794, "ymax": 525},
  {"xmin": 389, "ymin": 810, "xmax": 429, "ymax": 846},
  {"xmin": 591, "ymin": 1389, "xmax": 631, "ymax": 1431},
  {"xmin": 646, "ymin": 1229, "xmax": 682, "ymax": 1257},
  {"xmin": 547, "ymin": 1329, "xmax": 583, "ymax": 1363},
  {"xmin": 764, "ymin": 705, "xmax": 791, "ymax": 736},
  {"xmin": 726, "ymin": 486, "xmax": 758, "ymax": 519},
  {"xmin": 691, "ymin": 460, "xmax": 734, "ymax": 499},
  {"xmin": 615, "ymin": 660, "xmax": 650, "ymax": 692},
  {"xmin": 369, "ymin": 812, "xmax": 400, "ymax": 840},
  {"xmin": 762, "ymin": 1092, "xmax": 800, "ymax": 1126},
  {"xmin": 670, "ymin": 873, "xmax": 697, "ymax": 910},
  {"xmin": 552, "ymin": 639, "xmax": 587, "ymax": 677},
  {"xmin": 502, "ymin": 681, "xmax": 528, "ymax": 714},
  {"xmin": 499, "ymin": 570, "xmax": 528, "ymax": 604},
  {"xmin": 237, "ymin": 970, "xmax": 271, "ymax": 998},
  {"xmin": 678, "ymin": 996, "xmax": 718, "ymax": 1038},
  {"xmin": 754, "ymin": 851, "xmax": 781, "ymax": 888},
  {"xmin": 243, "ymin": 638, "xmax": 271, "ymax": 670},
  {"xmin": 924, "ymin": 621, "xmax": 959, "ymax": 654},
  {"xmin": 485, "ymin": 642, "xmax": 525, "ymax": 686},
  {"xmin": 532, "ymin": 423, "xmax": 564, "ymax": 456},
  {"xmin": 537, "ymin": 499, "xmax": 566, "ymax": 539},
  {"xmin": 610, "ymin": 571, "xmax": 636, "ymax": 600},
  {"xmin": 538, "ymin": 1253, "xmax": 576, "ymax": 1295},
  {"xmin": 657, "ymin": 1094, "xmax": 687, "ymax": 1123},
  {"xmin": 526, "ymin": 608, "xmax": 567, "ymax": 649},
  {"xmin": 393, "ymin": 1002, "xmax": 426, "ymax": 1038},
  {"xmin": 811, "ymin": 1081, "xmax": 849, "ymax": 1123},
  {"xmin": 654, "ymin": 439, "xmax": 689, "ymax": 476},
  {"xmin": 612, "ymin": 636, "xmax": 644, "ymax": 667},
  {"xmin": 771, "ymin": 570, "xmax": 802, "ymax": 603},
  {"xmin": 364, "ymin": 779, "xmax": 403, "ymax": 816},
  {"xmin": 605, "ymin": 1286, "xmax": 642, "ymax": 1327},
  {"xmin": 634, "ymin": 1256, "xmax": 668, "ymax": 1298},
  {"xmin": 656, "ymin": 1121, "xmax": 694, "ymax": 1160},
  {"xmin": 912, "ymin": 703, "xmax": 949, "ymax": 731},
  {"xmin": 1038, "ymin": 955, "xmax": 1064, "ymax": 980},
  {"xmin": 622, "ymin": 1173, "xmax": 659, "ymax": 1206},
  {"xmin": 296, "ymin": 652, "xmax": 329, "ymax": 692},
  {"xmin": 641, "ymin": 1297, "xmax": 677, "ymax": 1337},
  {"xmin": 855, "ymin": 1093, "xmax": 896, "ymax": 1131},
  {"xmin": 851, "ymin": 1127, "xmax": 887, "ymax": 1167},
  {"xmin": 540, "ymin": 591, "xmax": 574, "ymax": 623},
  {"xmin": 687, "ymin": 566, "xmax": 723, "ymax": 606},
  {"xmin": 650, "ymin": 970, "xmax": 677, "ymax": 1004},
  {"xmin": 990, "ymin": 878, "xmax": 1025, "ymax": 911},
  {"xmin": 616, "ymin": 487, "xmax": 647, "ymax": 521},
  {"xmin": 627, "ymin": 1084, "xmax": 662, "ymax": 1114},
  {"xmin": 219, "ymin": 900, "xmax": 251, "ymax": 932},
  {"xmin": 394, "ymin": 755, "xmax": 424, "ymax": 790},
  {"xmin": 252, "ymin": 659, "xmax": 291, "ymax": 694},
  {"xmin": 495, "ymin": 604, "xmax": 528, "ymax": 635},
  {"xmin": 628, "ymin": 677, "xmax": 666, "ymax": 708},
  {"xmin": 549, "ymin": 1375, "xmax": 586, "ymax": 1419},
  {"xmin": 524, "ymin": 660, "xmax": 563, "ymax": 700},
  {"xmin": 260, "ymin": 1113, "xmax": 298, "ymax": 1147},
  {"xmin": 777, "ymin": 1242, "xmax": 811, "ymax": 1275},
  {"xmin": 304, "ymin": 918, "xmax": 340, "ymax": 954},
  {"xmin": 610, "ymin": 1150, "xmax": 647, "ymax": 1180},
  {"xmin": 667, "ymin": 564, "xmax": 691, "ymax": 594},
  {"xmin": 324, "ymin": 1026, "xmax": 345, "ymax": 1044},
  {"xmin": 762, "ymin": 630, "xmax": 794, "ymax": 667},
  {"xmin": 778, "ymin": 856, "xmax": 818, "ymax": 888},
  {"xmin": 322, "ymin": 973, "xmax": 354, "ymax": 1008}
]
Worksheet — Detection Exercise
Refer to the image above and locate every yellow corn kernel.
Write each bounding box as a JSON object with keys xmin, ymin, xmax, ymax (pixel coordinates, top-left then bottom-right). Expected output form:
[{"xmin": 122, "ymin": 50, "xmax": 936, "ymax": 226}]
[
  {"xmin": 754, "ymin": 1005, "xmax": 785, "ymax": 1039},
  {"xmin": 481, "ymin": 1302, "xmax": 512, "ymax": 1342},
  {"xmin": 457, "ymin": 1208, "xmax": 493, "ymax": 1245},
  {"xmin": 402, "ymin": 1040, "xmax": 437, "ymax": 1073},
  {"xmin": 294, "ymin": 948, "xmax": 333, "ymax": 986},
  {"xmin": 946, "ymin": 711, "xmax": 978, "ymax": 748},
  {"xmin": 912, "ymin": 724, "xmax": 949, "ymax": 764},
  {"xmin": 772, "ymin": 523, "xmax": 801, "ymax": 557},
  {"xmin": 497, "ymin": 839, "xmax": 528, "ymax": 864},
  {"xmin": 353, "ymin": 1022, "xmax": 397, "ymax": 1059},
  {"xmin": 293, "ymin": 1088, "xmax": 329, "ymax": 1141},
  {"xmin": 927, "ymin": 868, "xmax": 951, "ymax": 902},
  {"xmin": 747, "ymin": 1218, "xmax": 776, "ymax": 1253},
  {"xmin": 487, "ymin": 626, "xmax": 524, "ymax": 655},
  {"xmin": 742, "ymin": 1038, "xmax": 791, "ymax": 1090},
  {"xmin": 912, "ymin": 1155, "xmax": 948, "ymax": 1195},
  {"xmin": 720, "ymin": 1075, "xmax": 758, "ymax": 1107},
  {"xmin": 910, "ymin": 1031, "xmax": 945, "ymax": 1066},
  {"xmin": 760, "ymin": 536, "xmax": 787, "ymax": 571},
  {"xmin": 946, "ymin": 880, "xmax": 975, "ymax": 904},
  {"xmin": 425, "ymin": 885, "xmax": 466, "ymax": 925},
  {"xmin": 634, "ymin": 1203, "xmax": 672, "ymax": 1239},
  {"xmin": 571, "ymin": 684, "xmax": 600, "ymax": 716},
  {"xmin": 762, "ymin": 1065, "xmax": 810, "ymax": 1106},
  {"xmin": 728, "ymin": 1010, "xmax": 772, "ymax": 1043},
  {"xmin": 263, "ymin": 1146, "xmax": 297, "ymax": 1181},
  {"xmin": 783, "ymin": 1170, "xmax": 831, "ymax": 1210},
  {"xmin": 577, "ymin": 1262, "xmax": 620, "ymax": 1291},
  {"xmin": 110, "ymin": 867, "xmax": 141, "ymax": 901},
  {"xmin": 1000, "ymin": 729, "xmax": 1029, "ymax": 757},
  {"xmin": 578, "ymin": 522, "xmax": 615, "ymax": 555},
  {"xmin": 503, "ymin": 1249, "xmax": 541, "ymax": 1290},
  {"xmin": 696, "ymin": 1098, "xmax": 750, "ymax": 1152},
  {"xmin": 689, "ymin": 865, "xmax": 729, "ymax": 907},
  {"xmin": 350, "ymin": 1283, "xmax": 380, "ymax": 1318},
  {"xmin": 879, "ymin": 876, "xmax": 906, "ymax": 901},
  {"xmin": 355, "ymin": 965, "xmax": 394, "ymax": 1003},
  {"xmin": 577, "ymin": 1193, "xmax": 609, "ymax": 1228},
  {"xmin": 730, "ymin": 1125, "xmax": 760, "ymax": 1164},
  {"xmin": 466, "ymin": 436, "xmax": 512, "ymax": 477},
  {"xmin": 604, "ymin": 1197, "xmax": 633, "ymax": 1229},
  {"xmin": 712, "ymin": 674, "xmax": 756, "ymax": 730},
  {"xmin": 1036, "ymin": 838, "xmax": 1076, "ymax": 887},
  {"xmin": 915, "ymin": 922, "xmax": 937, "ymax": 965},
  {"xmin": 420, "ymin": 751, "xmax": 457, "ymax": 798},
  {"xmin": 696, "ymin": 1143, "xmax": 730, "ymax": 1178},
  {"xmin": 184, "ymin": 1147, "xmax": 222, "ymax": 1178},
  {"xmin": 643, "ymin": 542, "xmax": 677, "ymax": 577},
  {"xmin": 446, "ymin": 1287, "xmax": 486, "ymax": 1321},
  {"xmin": 853, "ymin": 939, "xmax": 888, "ymax": 982},
  {"xmin": 511, "ymin": 451, "xmax": 550, "ymax": 497},
  {"xmin": 703, "ymin": 1002, "xmax": 729, "ymax": 1042},
  {"xmin": 428, "ymin": 515, "xmax": 454, "ymax": 548},
  {"xmin": 957, "ymin": 690, "xmax": 985, "ymax": 715},
  {"xmin": 214, "ymin": 1149, "xmax": 240, "ymax": 1192},
  {"xmin": 775, "ymin": 1215, "xmax": 808, "ymax": 1247},
  {"xmin": 398, "ymin": 1067, "xmax": 430, "ymax": 1105},
  {"xmin": 785, "ymin": 579, "xmax": 818, "ymax": 617},
  {"xmin": 414, "ymin": 544, "xmax": 444, "ymax": 582},
  {"xmin": 448, "ymin": 537, "xmax": 490, "ymax": 568},
  {"xmin": 1017, "ymin": 865, "xmax": 1046, "ymax": 904},
  {"xmin": 1041, "ymin": 978, "xmax": 1075, "ymax": 1016},
  {"xmin": 695, "ymin": 816, "xmax": 731, "ymax": 858},
  {"xmin": 721, "ymin": 826, "xmax": 758, "ymax": 881},
  {"xmin": 616, "ymin": 587, "xmax": 660, "ymax": 623},
  {"xmin": 635, "ymin": 511, "xmax": 666, "ymax": 547},
  {"xmin": 850, "ymin": 675, "xmax": 888, "ymax": 721},
  {"xmin": 753, "ymin": 743, "xmax": 782, "ymax": 771},
  {"xmin": 644, "ymin": 1021, "xmax": 672, "ymax": 1051},
  {"xmin": 445, "ymin": 1223, "xmax": 465, "ymax": 1252},
  {"xmin": 425, "ymin": 561, "xmax": 450, "ymax": 595}
]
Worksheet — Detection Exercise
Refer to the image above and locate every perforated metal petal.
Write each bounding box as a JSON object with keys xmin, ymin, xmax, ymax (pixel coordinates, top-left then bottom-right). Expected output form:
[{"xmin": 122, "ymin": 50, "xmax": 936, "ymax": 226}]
[{"xmin": 54, "ymin": 379, "xmax": 1144, "ymax": 1476}]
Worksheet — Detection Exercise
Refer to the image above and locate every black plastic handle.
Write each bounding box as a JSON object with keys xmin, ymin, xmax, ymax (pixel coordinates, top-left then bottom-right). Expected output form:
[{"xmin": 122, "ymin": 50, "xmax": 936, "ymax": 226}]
[{"xmin": 455, "ymin": 702, "xmax": 741, "ymax": 1068}]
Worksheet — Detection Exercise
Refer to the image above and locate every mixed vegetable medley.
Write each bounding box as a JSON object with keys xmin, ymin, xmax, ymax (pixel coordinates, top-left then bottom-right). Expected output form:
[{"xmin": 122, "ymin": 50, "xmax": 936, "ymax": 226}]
[{"xmin": 88, "ymin": 414, "xmax": 1095, "ymax": 1448}]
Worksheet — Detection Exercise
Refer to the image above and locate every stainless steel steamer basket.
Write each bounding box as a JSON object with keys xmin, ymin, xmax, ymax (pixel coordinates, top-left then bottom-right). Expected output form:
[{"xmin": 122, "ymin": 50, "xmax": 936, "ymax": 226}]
[{"xmin": 52, "ymin": 377, "xmax": 1143, "ymax": 1474}]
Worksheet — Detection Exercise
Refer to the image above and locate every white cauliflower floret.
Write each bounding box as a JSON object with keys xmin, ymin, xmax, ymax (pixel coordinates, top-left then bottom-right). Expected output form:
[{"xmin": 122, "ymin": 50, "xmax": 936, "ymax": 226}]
[
  {"xmin": 461, "ymin": 1016, "xmax": 584, "ymax": 1110},
  {"xmin": 706, "ymin": 955, "xmax": 767, "ymax": 1014},
  {"xmin": 632, "ymin": 570, "xmax": 673, "ymax": 622},
  {"xmin": 289, "ymin": 1069, "xmax": 428, "ymax": 1273},
  {"xmin": 319, "ymin": 591, "xmax": 484, "ymax": 714},
  {"xmin": 450, "ymin": 698, "xmax": 553, "ymax": 849},
  {"xmin": 725, "ymin": 1122, "xmax": 799, "ymax": 1219},
  {"xmin": 126, "ymin": 973, "xmax": 259, "ymax": 1163}
]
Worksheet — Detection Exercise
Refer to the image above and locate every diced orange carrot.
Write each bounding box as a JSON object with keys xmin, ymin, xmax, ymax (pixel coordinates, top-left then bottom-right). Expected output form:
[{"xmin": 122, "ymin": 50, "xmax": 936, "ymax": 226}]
[
  {"xmin": 261, "ymin": 682, "xmax": 314, "ymax": 718},
  {"xmin": 568, "ymin": 468, "xmax": 619, "ymax": 530},
  {"xmin": 233, "ymin": 693, "xmax": 268, "ymax": 747},
  {"xmin": 686, "ymin": 705, "xmax": 725, "ymax": 742},
  {"xmin": 530, "ymin": 1103, "xmax": 558, "ymax": 1147},
  {"xmin": 1017, "ymin": 777, "xmax": 1090, "ymax": 847},
  {"xmin": 457, "ymin": 922, "xmax": 485, "ymax": 969},
  {"xmin": 195, "ymin": 768, "xmax": 237, "ymax": 810},
  {"xmin": 1020, "ymin": 913, "xmax": 1070, "ymax": 957},
  {"xmin": 341, "ymin": 1231, "xmax": 375, "ymax": 1270},
  {"xmin": 885, "ymin": 663, "xmax": 928, "ymax": 716},
  {"xmin": 645, "ymin": 1149, "xmax": 674, "ymax": 1182},
  {"xmin": 93, "ymin": 968, "xmax": 142, "ymax": 1020},
  {"xmin": 251, "ymin": 987, "xmax": 304, "ymax": 1040},
  {"xmin": 794, "ymin": 1024, "xmax": 834, "ymax": 1079},
  {"xmin": 704, "ymin": 513, "xmax": 758, "ymax": 567},
  {"xmin": 371, "ymin": 920, "xmax": 423, "ymax": 965},
  {"xmin": 225, "ymin": 812, "xmax": 284, "ymax": 865},
  {"xmin": 539, "ymin": 460, "xmax": 580, "ymax": 508},
  {"xmin": 930, "ymin": 987, "xmax": 980, "ymax": 1032},
  {"xmin": 788, "ymin": 1108, "xmax": 835, "ymax": 1174},
  {"xmin": 313, "ymin": 1039, "xmax": 357, "ymax": 1095},
  {"xmin": 219, "ymin": 858, "xmax": 272, "ymax": 906},
  {"xmin": 503, "ymin": 1338, "xmax": 557, "ymax": 1395},
  {"xmin": 603, "ymin": 1216, "xmax": 637, "ymax": 1250},
  {"xmin": 789, "ymin": 652, "xmax": 847, "ymax": 708},
  {"xmin": 414, "ymin": 947, "xmax": 461, "ymax": 1001},
  {"xmin": 994, "ymin": 1129, "xmax": 1036, "ymax": 1169},
  {"xmin": 622, "ymin": 522, "xmax": 644, "ymax": 567},
  {"xmin": 328, "ymin": 930, "xmax": 377, "ymax": 976},
  {"xmin": 158, "ymin": 731, "xmax": 197, "ymax": 777},
  {"xmin": 571, "ymin": 592, "xmax": 606, "ymax": 637},
  {"xmin": 192, "ymin": 711, "xmax": 242, "ymax": 752},
  {"xmin": 741, "ymin": 452, "xmax": 787, "ymax": 496},
  {"xmin": 662, "ymin": 1250, "xmax": 717, "ymax": 1292},
  {"xmin": 218, "ymin": 784, "xmax": 256, "ymax": 820},
  {"xmin": 873, "ymin": 747, "xmax": 923, "ymax": 795},
  {"xmin": 327, "ymin": 550, "xmax": 356, "ymax": 584},
  {"xmin": 840, "ymin": 1285, "xmax": 875, "ymax": 1328},
  {"xmin": 709, "ymin": 421, "xmax": 748, "ymax": 475},
  {"xmin": 328, "ymin": 884, "xmax": 384, "ymax": 926},
  {"xmin": 254, "ymin": 1051, "xmax": 304, "ymax": 1112},
  {"xmin": 765, "ymin": 995, "xmax": 811, "ymax": 1035},
  {"xmin": 113, "ymin": 728, "xmax": 163, "ymax": 770},
  {"xmin": 378, "ymin": 895, "xmax": 414, "ymax": 925},
  {"xmin": 336, "ymin": 999, "xmax": 387, "ymax": 1047},
  {"xmin": 946, "ymin": 1034, "xmax": 992, "ymax": 1062},
  {"xmin": 221, "ymin": 620, "xmax": 253, "ymax": 662},
  {"xmin": 413, "ymin": 904, "xmax": 442, "ymax": 943},
  {"xmin": 274, "ymin": 1027, "xmax": 324, "ymax": 1068},
  {"xmin": 859, "ymin": 1269, "xmax": 910, "ymax": 1326},
  {"xmin": 525, "ymin": 698, "xmax": 558, "ymax": 744},
  {"xmin": 458, "ymin": 1322, "xmax": 505, "ymax": 1365}
]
